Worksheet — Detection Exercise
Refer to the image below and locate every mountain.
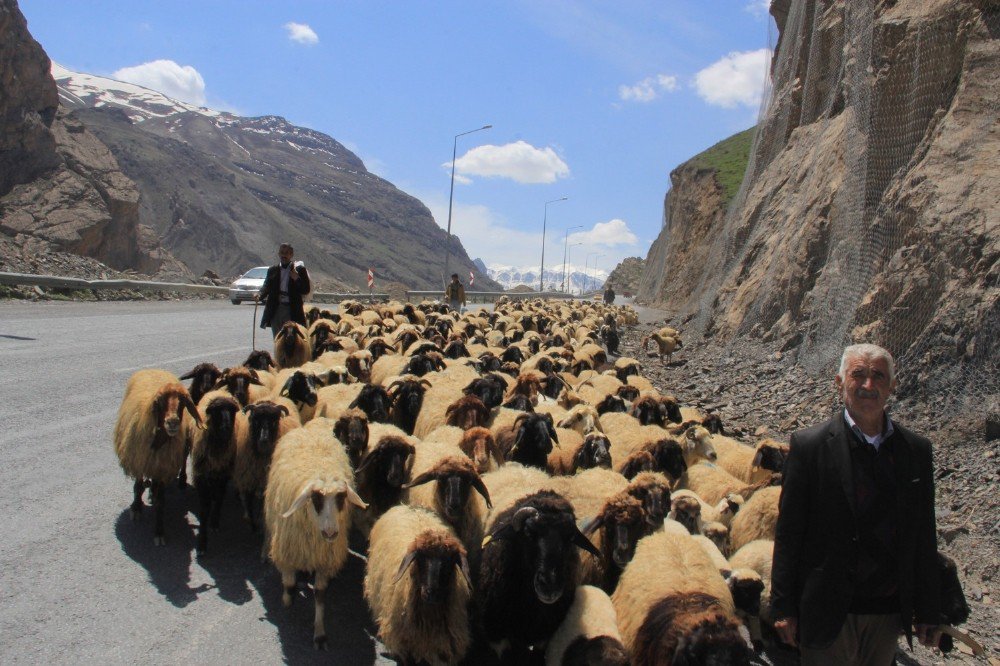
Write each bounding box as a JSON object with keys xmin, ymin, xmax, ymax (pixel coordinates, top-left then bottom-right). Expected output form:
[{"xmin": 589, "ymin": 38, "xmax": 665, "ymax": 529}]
[
  {"xmin": 486, "ymin": 263, "xmax": 607, "ymax": 294},
  {"xmin": 605, "ymin": 257, "xmax": 645, "ymax": 295},
  {"xmin": 638, "ymin": 0, "xmax": 997, "ymax": 405},
  {"xmin": 49, "ymin": 64, "xmax": 498, "ymax": 290}
]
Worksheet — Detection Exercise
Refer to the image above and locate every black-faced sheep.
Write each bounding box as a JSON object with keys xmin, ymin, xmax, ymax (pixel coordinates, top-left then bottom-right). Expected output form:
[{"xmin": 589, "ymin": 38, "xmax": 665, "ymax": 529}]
[
  {"xmin": 386, "ymin": 377, "xmax": 431, "ymax": 435},
  {"xmin": 612, "ymin": 530, "xmax": 751, "ymax": 665},
  {"xmin": 354, "ymin": 433, "xmax": 416, "ymax": 535},
  {"xmin": 235, "ymin": 399, "xmax": 300, "ymax": 535},
  {"xmin": 545, "ymin": 585, "xmax": 629, "ymax": 666},
  {"xmin": 709, "ymin": 433, "xmax": 788, "ymax": 485},
  {"xmin": 596, "ymin": 394, "xmax": 628, "ymax": 415},
  {"xmin": 365, "ymin": 506, "xmax": 473, "ymax": 666},
  {"xmin": 179, "ymin": 362, "xmax": 223, "ymax": 406},
  {"xmin": 496, "ymin": 412, "xmax": 559, "ymax": 470},
  {"xmin": 213, "ymin": 365, "xmax": 266, "ymax": 408},
  {"xmin": 625, "ymin": 471, "xmax": 674, "ymax": 527},
  {"xmin": 617, "ymin": 450, "xmax": 657, "ymax": 480},
  {"xmin": 186, "ymin": 391, "xmax": 246, "ymax": 554},
  {"xmin": 348, "ymin": 384, "xmax": 393, "ymax": 424},
  {"xmin": 580, "ymin": 492, "xmax": 648, "ymax": 591},
  {"xmin": 243, "ymin": 349, "xmax": 276, "ymax": 372},
  {"xmin": 502, "ymin": 394, "xmax": 536, "ymax": 411},
  {"xmin": 113, "ymin": 369, "xmax": 202, "ymax": 545},
  {"xmin": 274, "ymin": 321, "xmax": 311, "ymax": 369},
  {"xmin": 548, "ymin": 432, "xmax": 614, "ymax": 476},
  {"xmin": 274, "ymin": 369, "xmax": 323, "ymax": 418},
  {"xmin": 463, "ymin": 373, "xmax": 507, "ymax": 409},
  {"xmin": 728, "ymin": 539, "xmax": 775, "ymax": 646},
  {"xmin": 331, "ymin": 408, "xmax": 369, "ymax": 469},
  {"xmin": 478, "ymin": 491, "xmax": 602, "ymax": 661},
  {"xmin": 263, "ymin": 425, "xmax": 367, "ymax": 649}
]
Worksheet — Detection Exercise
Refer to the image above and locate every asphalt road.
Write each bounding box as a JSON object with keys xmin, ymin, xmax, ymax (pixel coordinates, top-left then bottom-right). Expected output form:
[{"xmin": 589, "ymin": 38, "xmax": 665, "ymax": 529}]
[{"xmin": 0, "ymin": 300, "xmax": 395, "ymax": 665}]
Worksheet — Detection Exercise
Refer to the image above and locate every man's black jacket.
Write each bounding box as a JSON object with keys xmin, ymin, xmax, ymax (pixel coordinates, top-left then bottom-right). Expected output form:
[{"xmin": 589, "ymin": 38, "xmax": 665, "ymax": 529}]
[
  {"xmin": 258, "ymin": 263, "xmax": 310, "ymax": 329},
  {"xmin": 771, "ymin": 413, "xmax": 941, "ymax": 649}
]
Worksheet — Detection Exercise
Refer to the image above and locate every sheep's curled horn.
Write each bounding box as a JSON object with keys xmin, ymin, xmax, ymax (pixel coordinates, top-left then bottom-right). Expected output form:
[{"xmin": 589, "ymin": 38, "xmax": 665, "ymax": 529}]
[
  {"xmin": 480, "ymin": 505, "xmax": 601, "ymax": 558},
  {"xmin": 403, "ymin": 468, "xmax": 493, "ymax": 508},
  {"xmin": 392, "ymin": 544, "xmax": 473, "ymax": 587}
]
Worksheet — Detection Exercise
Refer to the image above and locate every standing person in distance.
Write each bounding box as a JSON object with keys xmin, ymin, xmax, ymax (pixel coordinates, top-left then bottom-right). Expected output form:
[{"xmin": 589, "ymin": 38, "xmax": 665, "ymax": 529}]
[
  {"xmin": 603, "ymin": 284, "xmax": 616, "ymax": 304},
  {"xmin": 445, "ymin": 273, "xmax": 466, "ymax": 313},
  {"xmin": 257, "ymin": 243, "xmax": 311, "ymax": 338},
  {"xmin": 771, "ymin": 343, "xmax": 942, "ymax": 665}
]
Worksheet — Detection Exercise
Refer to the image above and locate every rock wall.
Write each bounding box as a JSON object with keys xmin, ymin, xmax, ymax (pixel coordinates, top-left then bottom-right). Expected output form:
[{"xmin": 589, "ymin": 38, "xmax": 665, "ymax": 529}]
[
  {"xmin": 0, "ymin": 0, "xmax": 169, "ymax": 274},
  {"xmin": 640, "ymin": 0, "xmax": 998, "ymax": 404}
]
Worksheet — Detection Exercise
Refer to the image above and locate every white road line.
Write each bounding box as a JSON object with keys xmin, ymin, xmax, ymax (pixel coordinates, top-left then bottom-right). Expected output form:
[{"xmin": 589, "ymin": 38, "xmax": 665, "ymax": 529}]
[{"xmin": 114, "ymin": 346, "xmax": 251, "ymax": 373}]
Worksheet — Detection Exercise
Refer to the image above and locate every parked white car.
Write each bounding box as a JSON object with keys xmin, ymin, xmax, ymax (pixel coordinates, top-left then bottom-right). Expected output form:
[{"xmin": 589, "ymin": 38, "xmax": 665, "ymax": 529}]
[{"xmin": 228, "ymin": 266, "xmax": 268, "ymax": 304}]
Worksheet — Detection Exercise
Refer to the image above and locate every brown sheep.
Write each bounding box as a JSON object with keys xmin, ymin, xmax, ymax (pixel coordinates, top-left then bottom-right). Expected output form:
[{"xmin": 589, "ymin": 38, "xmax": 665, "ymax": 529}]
[{"xmin": 728, "ymin": 486, "xmax": 780, "ymax": 553}]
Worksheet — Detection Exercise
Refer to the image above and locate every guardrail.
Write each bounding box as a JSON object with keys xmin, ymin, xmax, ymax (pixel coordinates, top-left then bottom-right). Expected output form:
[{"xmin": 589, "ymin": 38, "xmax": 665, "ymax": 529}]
[
  {"xmin": 0, "ymin": 272, "xmax": 386, "ymax": 303},
  {"xmin": 405, "ymin": 290, "xmax": 579, "ymax": 304}
]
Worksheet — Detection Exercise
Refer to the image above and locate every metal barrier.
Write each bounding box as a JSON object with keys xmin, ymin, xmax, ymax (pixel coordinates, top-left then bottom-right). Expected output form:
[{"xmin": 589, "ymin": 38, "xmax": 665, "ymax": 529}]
[
  {"xmin": 405, "ymin": 290, "xmax": 578, "ymax": 304},
  {"xmin": 0, "ymin": 272, "xmax": 385, "ymax": 303}
]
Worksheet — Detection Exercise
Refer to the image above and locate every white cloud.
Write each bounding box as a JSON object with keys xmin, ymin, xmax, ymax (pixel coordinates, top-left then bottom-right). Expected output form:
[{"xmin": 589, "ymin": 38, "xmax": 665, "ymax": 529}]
[
  {"xmin": 694, "ymin": 48, "xmax": 771, "ymax": 109},
  {"xmin": 449, "ymin": 141, "xmax": 570, "ymax": 185},
  {"xmin": 618, "ymin": 74, "xmax": 678, "ymax": 103},
  {"xmin": 284, "ymin": 22, "xmax": 319, "ymax": 45},
  {"xmin": 746, "ymin": 0, "xmax": 772, "ymax": 18},
  {"xmin": 112, "ymin": 60, "xmax": 206, "ymax": 106},
  {"xmin": 569, "ymin": 219, "xmax": 639, "ymax": 247}
]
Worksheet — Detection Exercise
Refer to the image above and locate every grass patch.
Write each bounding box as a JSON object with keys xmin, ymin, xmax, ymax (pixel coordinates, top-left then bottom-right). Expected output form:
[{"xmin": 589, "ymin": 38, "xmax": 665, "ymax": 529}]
[{"xmin": 688, "ymin": 126, "xmax": 756, "ymax": 205}]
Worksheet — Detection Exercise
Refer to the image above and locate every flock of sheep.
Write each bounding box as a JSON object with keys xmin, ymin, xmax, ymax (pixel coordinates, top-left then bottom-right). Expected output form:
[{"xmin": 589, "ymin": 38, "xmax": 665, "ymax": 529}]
[{"xmin": 109, "ymin": 297, "xmax": 967, "ymax": 665}]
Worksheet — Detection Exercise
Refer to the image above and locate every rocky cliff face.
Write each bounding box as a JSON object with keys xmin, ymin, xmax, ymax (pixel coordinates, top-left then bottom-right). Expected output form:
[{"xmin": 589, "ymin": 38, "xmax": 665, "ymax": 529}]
[
  {"xmin": 0, "ymin": 0, "xmax": 170, "ymax": 275},
  {"xmin": 605, "ymin": 257, "xmax": 646, "ymax": 295},
  {"xmin": 640, "ymin": 0, "xmax": 998, "ymax": 405}
]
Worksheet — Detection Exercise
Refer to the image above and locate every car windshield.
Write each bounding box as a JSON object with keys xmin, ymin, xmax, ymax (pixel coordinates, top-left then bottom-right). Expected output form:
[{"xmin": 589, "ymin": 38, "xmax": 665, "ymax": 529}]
[{"xmin": 242, "ymin": 268, "xmax": 268, "ymax": 279}]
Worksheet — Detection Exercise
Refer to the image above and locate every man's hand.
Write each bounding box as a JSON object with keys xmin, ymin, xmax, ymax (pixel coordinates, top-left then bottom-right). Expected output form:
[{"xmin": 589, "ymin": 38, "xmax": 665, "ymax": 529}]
[
  {"xmin": 914, "ymin": 624, "xmax": 941, "ymax": 648},
  {"xmin": 774, "ymin": 617, "xmax": 798, "ymax": 647}
]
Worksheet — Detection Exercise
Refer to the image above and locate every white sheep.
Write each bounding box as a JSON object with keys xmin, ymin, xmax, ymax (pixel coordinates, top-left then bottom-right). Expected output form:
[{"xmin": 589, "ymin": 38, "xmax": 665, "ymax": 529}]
[
  {"xmin": 263, "ymin": 423, "xmax": 367, "ymax": 649},
  {"xmin": 545, "ymin": 585, "xmax": 628, "ymax": 666},
  {"xmin": 364, "ymin": 505, "xmax": 473, "ymax": 666}
]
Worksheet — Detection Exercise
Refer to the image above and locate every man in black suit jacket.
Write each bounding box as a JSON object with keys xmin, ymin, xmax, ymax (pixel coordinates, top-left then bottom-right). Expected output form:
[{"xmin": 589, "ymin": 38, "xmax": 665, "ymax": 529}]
[
  {"xmin": 257, "ymin": 243, "xmax": 310, "ymax": 338},
  {"xmin": 771, "ymin": 343, "xmax": 941, "ymax": 665}
]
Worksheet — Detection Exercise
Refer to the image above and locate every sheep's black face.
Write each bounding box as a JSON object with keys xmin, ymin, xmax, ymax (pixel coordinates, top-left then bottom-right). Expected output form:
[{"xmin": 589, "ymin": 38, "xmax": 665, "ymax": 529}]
[
  {"xmin": 662, "ymin": 400, "xmax": 683, "ymax": 424},
  {"xmin": 403, "ymin": 354, "xmax": 435, "ymax": 377},
  {"xmin": 443, "ymin": 340, "xmax": 469, "ymax": 359},
  {"xmin": 464, "ymin": 377, "xmax": 504, "ymax": 409},
  {"xmin": 478, "ymin": 353, "xmax": 501, "ymax": 372},
  {"xmin": 542, "ymin": 374, "xmax": 563, "ymax": 400},
  {"xmin": 617, "ymin": 385, "xmax": 640, "ymax": 402},
  {"xmin": 206, "ymin": 398, "xmax": 238, "ymax": 447},
  {"xmin": 756, "ymin": 446, "xmax": 786, "ymax": 472},
  {"xmin": 438, "ymin": 475, "xmax": 472, "ymax": 523},
  {"xmin": 398, "ymin": 332, "xmax": 418, "ymax": 353},
  {"xmin": 650, "ymin": 441, "xmax": 687, "ymax": 480},
  {"xmin": 248, "ymin": 408, "xmax": 283, "ymax": 457},
  {"xmin": 384, "ymin": 449, "xmax": 410, "ymax": 488},
  {"xmin": 526, "ymin": 338, "xmax": 541, "ymax": 355},
  {"xmin": 729, "ymin": 576, "xmax": 764, "ymax": 617},
  {"xmin": 512, "ymin": 416, "xmax": 557, "ymax": 467},
  {"xmin": 334, "ymin": 416, "xmax": 369, "ymax": 467},
  {"xmin": 674, "ymin": 619, "xmax": 751, "ymax": 666},
  {"xmin": 502, "ymin": 395, "xmax": 534, "ymax": 412},
  {"xmin": 578, "ymin": 435, "xmax": 612, "ymax": 470},
  {"xmin": 608, "ymin": 519, "xmax": 644, "ymax": 569},
  {"xmin": 353, "ymin": 386, "xmax": 391, "ymax": 423},
  {"xmin": 283, "ymin": 372, "xmax": 318, "ymax": 407},
  {"xmin": 615, "ymin": 365, "xmax": 638, "ymax": 383},
  {"xmin": 597, "ymin": 395, "xmax": 627, "ymax": 414},
  {"xmin": 391, "ymin": 385, "xmax": 425, "ymax": 434},
  {"xmin": 636, "ymin": 487, "xmax": 668, "ymax": 526},
  {"xmin": 516, "ymin": 513, "xmax": 577, "ymax": 604},
  {"xmin": 244, "ymin": 351, "xmax": 275, "ymax": 371},
  {"xmin": 632, "ymin": 399, "xmax": 661, "ymax": 426},
  {"xmin": 501, "ymin": 346, "xmax": 524, "ymax": 365}
]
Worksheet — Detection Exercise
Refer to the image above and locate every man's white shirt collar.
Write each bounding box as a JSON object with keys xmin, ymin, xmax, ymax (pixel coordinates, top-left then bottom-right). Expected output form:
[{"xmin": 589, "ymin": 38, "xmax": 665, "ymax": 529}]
[{"xmin": 843, "ymin": 408, "xmax": 894, "ymax": 451}]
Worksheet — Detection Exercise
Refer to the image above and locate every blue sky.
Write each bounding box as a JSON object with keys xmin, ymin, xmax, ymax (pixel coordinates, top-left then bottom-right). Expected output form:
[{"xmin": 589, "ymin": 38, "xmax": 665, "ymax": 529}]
[{"xmin": 22, "ymin": 0, "xmax": 775, "ymax": 275}]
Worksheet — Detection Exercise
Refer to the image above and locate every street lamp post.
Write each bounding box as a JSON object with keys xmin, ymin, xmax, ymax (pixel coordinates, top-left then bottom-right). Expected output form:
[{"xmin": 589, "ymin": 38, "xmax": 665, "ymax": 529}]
[
  {"xmin": 539, "ymin": 197, "xmax": 568, "ymax": 293},
  {"xmin": 591, "ymin": 254, "xmax": 605, "ymax": 292},
  {"xmin": 560, "ymin": 225, "xmax": 583, "ymax": 293},
  {"xmin": 443, "ymin": 124, "xmax": 492, "ymax": 285},
  {"xmin": 566, "ymin": 242, "xmax": 582, "ymax": 294},
  {"xmin": 584, "ymin": 252, "xmax": 598, "ymax": 295}
]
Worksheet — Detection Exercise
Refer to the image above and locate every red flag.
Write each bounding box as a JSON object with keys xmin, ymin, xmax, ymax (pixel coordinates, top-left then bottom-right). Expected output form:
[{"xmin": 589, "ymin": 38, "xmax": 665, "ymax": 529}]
[
  {"xmin": 367, "ymin": 268, "xmax": 374, "ymax": 289},
  {"xmin": 469, "ymin": 270, "xmax": 474, "ymax": 287}
]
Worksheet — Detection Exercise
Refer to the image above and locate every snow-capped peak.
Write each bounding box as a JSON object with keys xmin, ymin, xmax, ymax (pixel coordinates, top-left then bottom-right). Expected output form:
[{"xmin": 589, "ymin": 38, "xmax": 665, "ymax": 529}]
[{"xmin": 52, "ymin": 62, "xmax": 225, "ymax": 123}]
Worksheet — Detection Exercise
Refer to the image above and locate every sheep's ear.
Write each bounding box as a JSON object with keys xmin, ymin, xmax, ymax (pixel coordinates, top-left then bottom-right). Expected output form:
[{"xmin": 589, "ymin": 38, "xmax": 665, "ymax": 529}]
[
  {"xmin": 347, "ymin": 395, "xmax": 360, "ymax": 409},
  {"xmin": 276, "ymin": 405, "xmax": 291, "ymax": 417},
  {"xmin": 282, "ymin": 481, "xmax": 316, "ymax": 518},
  {"xmin": 457, "ymin": 553, "xmax": 473, "ymax": 588},
  {"xmin": 293, "ymin": 327, "xmax": 305, "ymax": 339},
  {"xmin": 179, "ymin": 368, "xmax": 198, "ymax": 381},
  {"xmin": 402, "ymin": 470, "xmax": 438, "ymax": 490},
  {"xmin": 242, "ymin": 404, "xmax": 256, "ymax": 415},
  {"xmin": 470, "ymin": 474, "xmax": 492, "ymax": 509},
  {"xmin": 344, "ymin": 484, "xmax": 368, "ymax": 509},
  {"xmin": 751, "ymin": 449, "xmax": 764, "ymax": 469},
  {"xmin": 580, "ymin": 515, "xmax": 603, "ymax": 537},
  {"xmin": 420, "ymin": 379, "xmax": 432, "ymax": 389},
  {"xmin": 248, "ymin": 369, "xmax": 264, "ymax": 385},
  {"xmin": 571, "ymin": 526, "xmax": 602, "ymax": 559},
  {"xmin": 181, "ymin": 393, "xmax": 205, "ymax": 430},
  {"xmin": 392, "ymin": 551, "xmax": 418, "ymax": 583}
]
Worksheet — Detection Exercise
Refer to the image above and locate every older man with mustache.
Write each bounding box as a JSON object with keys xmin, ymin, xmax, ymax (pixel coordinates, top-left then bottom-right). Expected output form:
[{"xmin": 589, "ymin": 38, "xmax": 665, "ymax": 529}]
[{"xmin": 771, "ymin": 344, "xmax": 942, "ymax": 665}]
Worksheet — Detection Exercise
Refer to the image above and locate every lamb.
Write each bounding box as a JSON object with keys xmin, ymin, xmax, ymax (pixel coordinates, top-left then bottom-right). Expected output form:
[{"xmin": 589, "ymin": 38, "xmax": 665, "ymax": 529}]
[
  {"xmin": 544, "ymin": 585, "xmax": 629, "ymax": 666},
  {"xmin": 729, "ymin": 539, "xmax": 775, "ymax": 645},
  {"xmin": 495, "ymin": 412, "xmax": 560, "ymax": 470},
  {"xmin": 113, "ymin": 369, "xmax": 202, "ymax": 545},
  {"xmin": 235, "ymin": 399, "xmax": 300, "ymax": 534},
  {"xmin": 403, "ymin": 438, "xmax": 492, "ymax": 550},
  {"xmin": 612, "ymin": 530, "xmax": 751, "ymax": 664},
  {"xmin": 263, "ymin": 423, "xmax": 367, "ymax": 649},
  {"xmin": 478, "ymin": 490, "xmax": 602, "ymax": 661},
  {"xmin": 728, "ymin": 486, "xmax": 780, "ymax": 552},
  {"xmin": 185, "ymin": 391, "xmax": 247, "ymax": 554},
  {"xmin": 364, "ymin": 506, "xmax": 473, "ymax": 666},
  {"xmin": 274, "ymin": 321, "xmax": 312, "ymax": 369}
]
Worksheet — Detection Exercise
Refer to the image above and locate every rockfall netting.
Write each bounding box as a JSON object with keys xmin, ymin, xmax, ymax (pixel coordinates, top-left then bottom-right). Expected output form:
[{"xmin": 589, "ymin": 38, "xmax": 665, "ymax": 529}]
[{"xmin": 687, "ymin": 0, "xmax": 998, "ymax": 415}]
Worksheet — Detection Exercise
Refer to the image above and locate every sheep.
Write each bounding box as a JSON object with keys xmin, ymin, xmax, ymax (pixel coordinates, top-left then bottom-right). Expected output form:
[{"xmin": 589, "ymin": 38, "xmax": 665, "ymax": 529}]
[
  {"xmin": 617, "ymin": 450, "xmax": 657, "ymax": 480},
  {"xmin": 612, "ymin": 530, "xmax": 751, "ymax": 665},
  {"xmin": 728, "ymin": 486, "xmax": 780, "ymax": 553},
  {"xmin": 345, "ymin": 349, "xmax": 374, "ymax": 383},
  {"xmin": 364, "ymin": 506, "xmax": 473, "ymax": 666},
  {"xmin": 273, "ymin": 368, "xmax": 324, "ymax": 421},
  {"xmin": 729, "ymin": 539, "xmax": 775, "ymax": 646},
  {"xmin": 213, "ymin": 365, "xmax": 266, "ymax": 407},
  {"xmin": 595, "ymin": 394, "xmax": 628, "ymax": 415},
  {"xmin": 312, "ymin": 382, "xmax": 365, "ymax": 421},
  {"xmin": 677, "ymin": 461, "xmax": 757, "ymax": 506},
  {"xmin": 179, "ymin": 362, "xmax": 223, "ymax": 406},
  {"xmin": 478, "ymin": 490, "xmax": 602, "ymax": 661},
  {"xmin": 386, "ymin": 377, "xmax": 432, "ymax": 435},
  {"xmin": 612, "ymin": 357, "xmax": 642, "ymax": 384},
  {"xmin": 641, "ymin": 331, "xmax": 682, "ymax": 364},
  {"xmin": 556, "ymin": 404, "xmax": 603, "ymax": 437},
  {"xmin": 403, "ymin": 439, "xmax": 492, "ymax": 550},
  {"xmin": 668, "ymin": 493, "xmax": 705, "ymax": 535},
  {"xmin": 263, "ymin": 420, "xmax": 367, "ymax": 649},
  {"xmin": 548, "ymin": 432, "xmax": 613, "ymax": 476},
  {"xmin": 243, "ymin": 349, "xmax": 276, "ymax": 373},
  {"xmin": 495, "ymin": 412, "xmax": 560, "ymax": 470},
  {"xmin": 580, "ymin": 492, "xmax": 648, "ymax": 591},
  {"xmin": 353, "ymin": 432, "xmax": 417, "ymax": 536},
  {"xmin": 348, "ymin": 384, "xmax": 393, "ymax": 424},
  {"xmin": 235, "ymin": 399, "xmax": 300, "ymax": 534},
  {"xmin": 544, "ymin": 585, "xmax": 629, "ymax": 666},
  {"xmin": 548, "ymin": 467, "xmax": 630, "ymax": 525},
  {"xmin": 444, "ymin": 394, "xmax": 491, "ymax": 431},
  {"xmin": 671, "ymin": 488, "xmax": 744, "ymax": 529},
  {"xmin": 425, "ymin": 425, "xmax": 504, "ymax": 474},
  {"xmin": 625, "ymin": 472, "xmax": 673, "ymax": 527},
  {"xmin": 184, "ymin": 391, "xmax": 246, "ymax": 554},
  {"xmin": 412, "ymin": 391, "xmax": 489, "ymax": 439},
  {"xmin": 274, "ymin": 321, "xmax": 311, "ymax": 369},
  {"xmin": 702, "ymin": 521, "xmax": 732, "ymax": 558},
  {"xmin": 327, "ymin": 407, "xmax": 369, "ymax": 469},
  {"xmin": 709, "ymin": 433, "xmax": 788, "ymax": 485},
  {"xmin": 113, "ymin": 369, "xmax": 202, "ymax": 545},
  {"xmin": 463, "ymin": 373, "xmax": 508, "ymax": 409},
  {"xmin": 480, "ymin": 463, "xmax": 554, "ymax": 530}
]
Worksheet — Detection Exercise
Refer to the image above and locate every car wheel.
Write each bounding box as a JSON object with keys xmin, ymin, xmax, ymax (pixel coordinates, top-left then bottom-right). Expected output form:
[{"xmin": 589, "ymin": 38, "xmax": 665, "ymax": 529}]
[{"xmin": 231, "ymin": 299, "xmax": 241, "ymax": 305}]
